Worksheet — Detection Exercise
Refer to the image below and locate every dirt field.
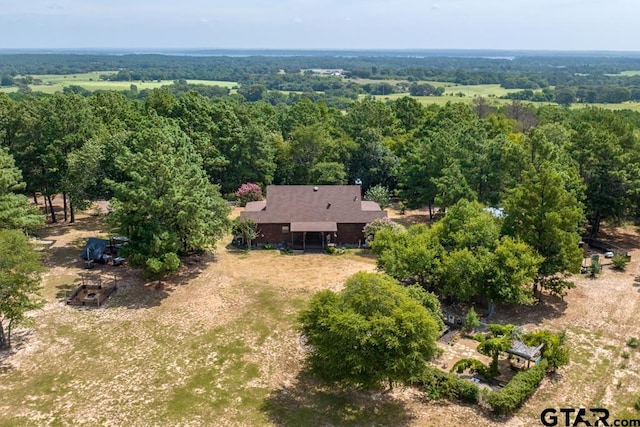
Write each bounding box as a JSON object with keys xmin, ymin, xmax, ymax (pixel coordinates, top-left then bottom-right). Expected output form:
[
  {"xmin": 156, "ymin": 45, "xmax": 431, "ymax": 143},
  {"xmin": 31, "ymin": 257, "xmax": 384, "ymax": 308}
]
[{"xmin": 1, "ymin": 204, "xmax": 640, "ymax": 426}]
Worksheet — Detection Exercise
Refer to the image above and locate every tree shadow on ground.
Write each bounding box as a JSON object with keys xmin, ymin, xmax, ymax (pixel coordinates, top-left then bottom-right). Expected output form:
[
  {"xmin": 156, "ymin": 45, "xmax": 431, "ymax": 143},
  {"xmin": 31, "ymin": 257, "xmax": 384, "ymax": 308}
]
[
  {"xmin": 480, "ymin": 292, "xmax": 569, "ymax": 327},
  {"xmin": 35, "ymin": 214, "xmax": 109, "ymax": 239},
  {"xmin": 104, "ymin": 252, "xmax": 217, "ymax": 310},
  {"xmin": 260, "ymin": 373, "xmax": 415, "ymax": 427},
  {"xmin": 0, "ymin": 330, "xmax": 33, "ymax": 374},
  {"xmin": 348, "ymin": 248, "xmax": 377, "ymax": 261},
  {"xmin": 596, "ymin": 225, "xmax": 639, "ymax": 250}
]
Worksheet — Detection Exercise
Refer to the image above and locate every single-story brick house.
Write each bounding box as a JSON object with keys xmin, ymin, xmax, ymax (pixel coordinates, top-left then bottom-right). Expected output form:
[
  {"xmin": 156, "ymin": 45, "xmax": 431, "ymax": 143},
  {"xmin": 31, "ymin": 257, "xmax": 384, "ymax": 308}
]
[{"xmin": 240, "ymin": 185, "xmax": 387, "ymax": 249}]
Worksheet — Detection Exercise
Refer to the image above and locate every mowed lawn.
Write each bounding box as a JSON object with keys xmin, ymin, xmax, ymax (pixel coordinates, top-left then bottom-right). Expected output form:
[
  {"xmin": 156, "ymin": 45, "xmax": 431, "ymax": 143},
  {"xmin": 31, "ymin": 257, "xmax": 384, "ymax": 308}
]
[
  {"xmin": 2, "ymin": 209, "xmax": 640, "ymax": 426},
  {"xmin": 0, "ymin": 71, "xmax": 237, "ymax": 95}
]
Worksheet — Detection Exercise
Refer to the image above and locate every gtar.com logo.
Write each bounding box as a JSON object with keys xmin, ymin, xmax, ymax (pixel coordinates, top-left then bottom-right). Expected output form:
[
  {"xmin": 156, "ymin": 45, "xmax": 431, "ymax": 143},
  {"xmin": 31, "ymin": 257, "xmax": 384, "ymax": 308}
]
[{"xmin": 540, "ymin": 408, "xmax": 640, "ymax": 426}]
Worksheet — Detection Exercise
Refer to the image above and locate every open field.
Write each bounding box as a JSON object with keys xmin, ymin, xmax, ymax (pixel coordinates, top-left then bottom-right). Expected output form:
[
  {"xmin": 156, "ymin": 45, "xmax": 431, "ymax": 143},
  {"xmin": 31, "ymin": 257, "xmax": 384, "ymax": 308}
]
[
  {"xmin": 3, "ymin": 72, "xmax": 640, "ymax": 112},
  {"xmin": 0, "ymin": 71, "xmax": 237, "ymax": 94},
  {"xmin": 368, "ymin": 92, "xmax": 640, "ymax": 112},
  {"xmin": 1, "ymin": 204, "xmax": 640, "ymax": 426}
]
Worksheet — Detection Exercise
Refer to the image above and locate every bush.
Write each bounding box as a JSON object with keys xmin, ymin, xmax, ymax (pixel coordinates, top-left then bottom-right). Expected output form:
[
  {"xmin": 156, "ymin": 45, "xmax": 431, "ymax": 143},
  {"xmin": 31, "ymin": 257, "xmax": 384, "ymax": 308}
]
[
  {"xmin": 325, "ymin": 245, "xmax": 345, "ymax": 255},
  {"xmin": 487, "ymin": 359, "xmax": 548, "ymax": 415},
  {"xmin": 464, "ymin": 307, "xmax": 480, "ymax": 333},
  {"xmin": 612, "ymin": 253, "xmax": 630, "ymax": 271},
  {"xmin": 419, "ymin": 366, "xmax": 479, "ymax": 404},
  {"xmin": 522, "ymin": 330, "xmax": 570, "ymax": 372},
  {"xmin": 364, "ymin": 185, "xmax": 392, "ymax": 209},
  {"xmin": 627, "ymin": 337, "xmax": 639, "ymax": 348},
  {"xmin": 635, "ymin": 396, "xmax": 640, "ymax": 411},
  {"xmin": 363, "ymin": 217, "xmax": 403, "ymax": 241},
  {"xmin": 450, "ymin": 358, "xmax": 490, "ymax": 378},
  {"xmin": 235, "ymin": 183, "xmax": 263, "ymax": 207},
  {"xmin": 589, "ymin": 259, "xmax": 602, "ymax": 277}
]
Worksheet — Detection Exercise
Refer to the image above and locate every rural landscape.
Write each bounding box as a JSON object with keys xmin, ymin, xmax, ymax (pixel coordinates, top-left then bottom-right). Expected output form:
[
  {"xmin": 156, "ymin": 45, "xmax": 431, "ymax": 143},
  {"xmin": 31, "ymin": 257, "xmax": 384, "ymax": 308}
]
[{"xmin": 2, "ymin": 49, "xmax": 640, "ymax": 426}]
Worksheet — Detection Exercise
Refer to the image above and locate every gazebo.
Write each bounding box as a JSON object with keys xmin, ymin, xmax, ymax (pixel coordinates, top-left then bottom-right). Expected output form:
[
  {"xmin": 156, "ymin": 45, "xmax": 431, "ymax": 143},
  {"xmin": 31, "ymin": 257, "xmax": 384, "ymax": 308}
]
[{"xmin": 507, "ymin": 341, "xmax": 544, "ymax": 368}]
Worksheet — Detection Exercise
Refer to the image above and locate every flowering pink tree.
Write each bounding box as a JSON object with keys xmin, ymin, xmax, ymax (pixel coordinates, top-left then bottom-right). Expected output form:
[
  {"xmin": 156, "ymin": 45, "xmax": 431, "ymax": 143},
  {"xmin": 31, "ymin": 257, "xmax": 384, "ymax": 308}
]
[{"xmin": 235, "ymin": 183, "xmax": 263, "ymax": 207}]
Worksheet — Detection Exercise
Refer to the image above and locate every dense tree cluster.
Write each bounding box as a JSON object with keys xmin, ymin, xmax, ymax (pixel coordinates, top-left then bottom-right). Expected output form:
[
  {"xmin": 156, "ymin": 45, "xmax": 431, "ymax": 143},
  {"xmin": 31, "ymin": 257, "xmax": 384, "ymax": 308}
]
[
  {"xmin": 0, "ymin": 141, "xmax": 45, "ymax": 349},
  {"xmin": 2, "ymin": 76, "xmax": 640, "ymax": 279},
  {"xmin": 4, "ymin": 52, "xmax": 640, "ymax": 105}
]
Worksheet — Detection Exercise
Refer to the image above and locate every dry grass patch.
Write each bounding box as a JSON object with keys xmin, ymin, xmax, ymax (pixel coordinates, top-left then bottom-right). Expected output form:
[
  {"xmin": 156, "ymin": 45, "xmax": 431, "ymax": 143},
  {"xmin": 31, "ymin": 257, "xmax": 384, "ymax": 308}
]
[{"xmin": 3, "ymin": 208, "xmax": 640, "ymax": 426}]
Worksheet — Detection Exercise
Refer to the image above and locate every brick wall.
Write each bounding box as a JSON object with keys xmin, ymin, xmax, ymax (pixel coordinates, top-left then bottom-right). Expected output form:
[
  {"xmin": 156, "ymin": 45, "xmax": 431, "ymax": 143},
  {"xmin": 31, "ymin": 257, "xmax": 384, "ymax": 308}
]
[{"xmin": 253, "ymin": 222, "xmax": 367, "ymax": 246}]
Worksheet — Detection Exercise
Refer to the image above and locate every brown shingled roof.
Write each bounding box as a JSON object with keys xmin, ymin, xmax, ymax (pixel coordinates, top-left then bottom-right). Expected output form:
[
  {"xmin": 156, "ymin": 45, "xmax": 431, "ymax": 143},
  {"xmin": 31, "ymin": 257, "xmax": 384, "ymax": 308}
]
[{"xmin": 240, "ymin": 185, "xmax": 386, "ymax": 224}]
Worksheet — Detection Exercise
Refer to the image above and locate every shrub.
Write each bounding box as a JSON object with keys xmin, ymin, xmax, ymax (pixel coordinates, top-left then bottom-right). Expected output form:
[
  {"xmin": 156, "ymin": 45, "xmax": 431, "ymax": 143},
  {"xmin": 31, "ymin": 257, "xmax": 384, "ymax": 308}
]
[
  {"xmin": 612, "ymin": 254, "xmax": 630, "ymax": 271},
  {"xmin": 419, "ymin": 366, "xmax": 479, "ymax": 404},
  {"xmin": 231, "ymin": 217, "xmax": 258, "ymax": 248},
  {"xmin": 404, "ymin": 284, "xmax": 445, "ymax": 331},
  {"xmin": 622, "ymin": 350, "xmax": 631, "ymax": 359},
  {"xmin": 627, "ymin": 337, "xmax": 639, "ymax": 349},
  {"xmin": 235, "ymin": 183, "xmax": 263, "ymax": 207},
  {"xmin": 464, "ymin": 307, "xmax": 480, "ymax": 333},
  {"xmin": 325, "ymin": 246, "xmax": 345, "ymax": 255},
  {"xmin": 636, "ymin": 396, "xmax": 640, "ymax": 411},
  {"xmin": 487, "ymin": 359, "xmax": 548, "ymax": 415},
  {"xmin": 522, "ymin": 330, "xmax": 570, "ymax": 372},
  {"xmin": 363, "ymin": 217, "xmax": 403, "ymax": 241},
  {"xmin": 450, "ymin": 358, "xmax": 490, "ymax": 378},
  {"xmin": 589, "ymin": 259, "xmax": 602, "ymax": 277}
]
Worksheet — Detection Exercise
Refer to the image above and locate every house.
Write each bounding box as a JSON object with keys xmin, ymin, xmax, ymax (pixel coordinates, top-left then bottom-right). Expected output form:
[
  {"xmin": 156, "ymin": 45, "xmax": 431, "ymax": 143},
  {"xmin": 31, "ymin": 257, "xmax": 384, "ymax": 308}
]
[{"xmin": 240, "ymin": 185, "xmax": 387, "ymax": 250}]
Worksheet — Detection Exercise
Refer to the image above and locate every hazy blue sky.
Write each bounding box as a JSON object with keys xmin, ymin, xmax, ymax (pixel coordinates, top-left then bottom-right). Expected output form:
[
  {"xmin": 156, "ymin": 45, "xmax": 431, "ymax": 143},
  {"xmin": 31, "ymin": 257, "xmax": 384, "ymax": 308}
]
[{"xmin": 1, "ymin": 0, "xmax": 637, "ymax": 51}]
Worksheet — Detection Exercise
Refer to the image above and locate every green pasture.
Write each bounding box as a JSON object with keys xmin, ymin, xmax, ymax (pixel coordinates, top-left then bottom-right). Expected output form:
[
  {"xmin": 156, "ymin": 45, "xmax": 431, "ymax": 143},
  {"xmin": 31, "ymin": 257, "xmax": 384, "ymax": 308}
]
[
  {"xmin": 1, "ymin": 71, "xmax": 237, "ymax": 94},
  {"xmin": 369, "ymin": 89, "xmax": 640, "ymax": 112},
  {"xmin": 605, "ymin": 70, "xmax": 640, "ymax": 77}
]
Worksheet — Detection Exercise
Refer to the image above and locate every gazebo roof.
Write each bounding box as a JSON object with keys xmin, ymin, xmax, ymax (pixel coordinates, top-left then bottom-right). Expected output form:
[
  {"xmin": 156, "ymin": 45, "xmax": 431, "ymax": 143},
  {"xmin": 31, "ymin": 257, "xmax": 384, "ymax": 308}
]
[{"xmin": 507, "ymin": 341, "xmax": 545, "ymax": 361}]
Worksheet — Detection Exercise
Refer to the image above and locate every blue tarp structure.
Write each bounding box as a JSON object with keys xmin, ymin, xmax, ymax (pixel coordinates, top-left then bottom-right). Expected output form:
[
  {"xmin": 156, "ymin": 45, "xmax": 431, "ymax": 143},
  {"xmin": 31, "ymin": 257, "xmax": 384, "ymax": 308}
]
[{"xmin": 81, "ymin": 238, "xmax": 109, "ymax": 261}]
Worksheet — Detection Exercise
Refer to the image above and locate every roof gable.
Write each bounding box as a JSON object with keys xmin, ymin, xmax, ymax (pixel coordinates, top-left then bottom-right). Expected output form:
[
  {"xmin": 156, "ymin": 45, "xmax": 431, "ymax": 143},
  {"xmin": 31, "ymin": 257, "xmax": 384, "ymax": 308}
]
[{"xmin": 240, "ymin": 185, "xmax": 386, "ymax": 224}]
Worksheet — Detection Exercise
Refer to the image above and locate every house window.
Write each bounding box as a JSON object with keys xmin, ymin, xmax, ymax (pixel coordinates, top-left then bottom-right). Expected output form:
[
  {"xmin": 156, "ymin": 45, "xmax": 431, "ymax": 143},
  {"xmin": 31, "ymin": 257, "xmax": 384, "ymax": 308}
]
[{"xmin": 282, "ymin": 225, "xmax": 290, "ymax": 233}]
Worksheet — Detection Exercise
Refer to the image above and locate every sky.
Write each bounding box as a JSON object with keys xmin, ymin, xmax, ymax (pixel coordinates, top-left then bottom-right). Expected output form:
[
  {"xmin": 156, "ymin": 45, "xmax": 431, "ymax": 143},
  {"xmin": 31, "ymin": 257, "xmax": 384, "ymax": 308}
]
[{"xmin": 1, "ymin": 0, "xmax": 638, "ymax": 51}]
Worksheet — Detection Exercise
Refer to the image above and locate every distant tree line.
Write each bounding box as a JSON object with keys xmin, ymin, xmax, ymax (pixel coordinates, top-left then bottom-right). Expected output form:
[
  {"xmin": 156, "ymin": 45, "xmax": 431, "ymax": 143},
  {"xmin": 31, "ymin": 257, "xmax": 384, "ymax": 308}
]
[
  {"xmin": 2, "ymin": 87, "xmax": 640, "ymax": 275},
  {"xmin": 3, "ymin": 53, "xmax": 640, "ymax": 103}
]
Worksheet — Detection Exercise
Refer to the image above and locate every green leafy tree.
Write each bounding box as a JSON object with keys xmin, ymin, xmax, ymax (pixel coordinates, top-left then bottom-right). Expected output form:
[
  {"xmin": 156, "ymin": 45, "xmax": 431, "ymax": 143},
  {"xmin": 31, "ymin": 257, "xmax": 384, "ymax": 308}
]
[
  {"xmin": 0, "ymin": 148, "xmax": 43, "ymax": 232},
  {"xmin": 108, "ymin": 121, "xmax": 231, "ymax": 280},
  {"xmin": 348, "ymin": 128, "xmax": 398, "ymax": 190},
  {"xmin": 484, "ymin": 236, "xmax": 542, "ymax": 306},
  {"xmin": 477, "ymin": 324, "xmax": 517, "ymax": 378},
  {"xmin": 363, "ymin": 217, "xmax": 403, "ymax": 242},
  {"xmin": 364, "ymin": 184, "xmax": 392, "ymax": 209},
  {"xmin": 464, "ymin": 307, "xmax": 480, "ymax": 333},
  {"xmin": 373, "ymin": 224, "xmax": 444, "ymax": 288},
  {"xmin": 0, "ymin": 229, "xmax": 44, "ymax": 349},
  {"xmin": 231, "ymin": 217, "xmax": 258, "ymax": 248},
  {"xmin": 432, "ymin": 199, "xmax": 500, "ymax": 251},
  {"xmin": 299, "ymin": 272, "xmax": 442, "ymax": 389},
  {"xmin": 391, "ymin": 96, "xmax": 426, "ymax": 132},
  {"xmin": 62, "ymin": 136, "xmax": 107, "ymax": 221},
  {"xmin": 503, "ymin": 162, "xmax": 584, "ymax": 281},
  {"xmin": 341, "ymin": 98, "xmax": 399, "ymax": 139},
  {"xmin": 308, "ymin": 162, "xmax": 347, "ymax": 185},
  {"xmin": 404, "ymin": 284, "xmax": 445, "ymax": 331},
  {"xmin": 522, "ymin": 329, "xmax": 569, "ymax": 372},
  {"xmin": 439, "ymin": 247, "xmax": 488, "ymax": 302},
  {"xmin": 10, "ymin": 93, "xmax": 98, "ymax": 222}
]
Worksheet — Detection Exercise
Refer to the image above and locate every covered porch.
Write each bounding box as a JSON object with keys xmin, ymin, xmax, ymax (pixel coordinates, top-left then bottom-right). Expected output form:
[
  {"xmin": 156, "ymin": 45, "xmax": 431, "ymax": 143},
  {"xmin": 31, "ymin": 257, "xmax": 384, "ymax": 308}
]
[{"xmin": 290, "ymin": 222, "xmax": 338, "ymax": 251}]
